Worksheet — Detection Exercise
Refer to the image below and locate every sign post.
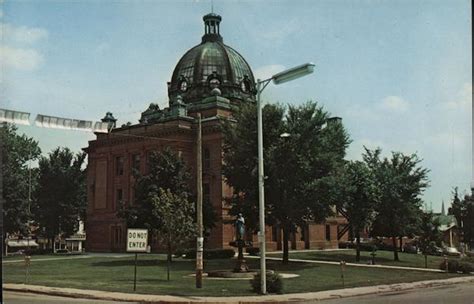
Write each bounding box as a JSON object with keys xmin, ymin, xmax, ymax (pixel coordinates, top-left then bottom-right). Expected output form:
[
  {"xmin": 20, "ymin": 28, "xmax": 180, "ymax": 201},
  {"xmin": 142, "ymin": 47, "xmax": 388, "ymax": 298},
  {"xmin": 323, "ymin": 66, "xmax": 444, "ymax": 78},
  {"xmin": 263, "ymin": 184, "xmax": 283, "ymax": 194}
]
[{"xmin": 126, "ymin": 228, "xmax": 148, "ymax": 292}]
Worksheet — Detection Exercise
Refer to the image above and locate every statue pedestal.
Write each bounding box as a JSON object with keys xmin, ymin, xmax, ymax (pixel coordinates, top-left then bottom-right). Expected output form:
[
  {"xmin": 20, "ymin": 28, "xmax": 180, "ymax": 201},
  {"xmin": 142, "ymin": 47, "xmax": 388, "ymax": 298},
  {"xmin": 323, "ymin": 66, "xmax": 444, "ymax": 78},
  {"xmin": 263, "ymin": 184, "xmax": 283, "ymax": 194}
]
[{"xmin": 234, "ymin": 258, "xmax": 249, "ymax": 273}]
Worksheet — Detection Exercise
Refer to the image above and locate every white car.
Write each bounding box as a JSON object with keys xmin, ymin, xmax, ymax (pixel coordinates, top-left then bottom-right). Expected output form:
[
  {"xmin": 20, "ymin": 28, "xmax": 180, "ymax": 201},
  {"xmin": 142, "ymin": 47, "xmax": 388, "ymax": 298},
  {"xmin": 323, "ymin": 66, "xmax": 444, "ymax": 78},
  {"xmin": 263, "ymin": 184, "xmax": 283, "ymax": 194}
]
[{"xmin": 444, "ymin": 247, "xmax": 461, "ymax": 256}]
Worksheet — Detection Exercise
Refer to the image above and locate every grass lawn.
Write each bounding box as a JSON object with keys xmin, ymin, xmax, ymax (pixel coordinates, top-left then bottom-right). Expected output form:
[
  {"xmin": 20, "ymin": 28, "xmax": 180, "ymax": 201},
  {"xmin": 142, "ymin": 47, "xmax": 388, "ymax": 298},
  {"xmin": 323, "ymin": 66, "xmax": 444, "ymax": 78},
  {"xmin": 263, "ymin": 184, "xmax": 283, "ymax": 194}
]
[
  {"xmin": 3, "ymin": 254, "xmax": 465, "ymax": 296},
  {"xmin": 267, "ymin": 249, "xmax": 457, "ymax": 269}
]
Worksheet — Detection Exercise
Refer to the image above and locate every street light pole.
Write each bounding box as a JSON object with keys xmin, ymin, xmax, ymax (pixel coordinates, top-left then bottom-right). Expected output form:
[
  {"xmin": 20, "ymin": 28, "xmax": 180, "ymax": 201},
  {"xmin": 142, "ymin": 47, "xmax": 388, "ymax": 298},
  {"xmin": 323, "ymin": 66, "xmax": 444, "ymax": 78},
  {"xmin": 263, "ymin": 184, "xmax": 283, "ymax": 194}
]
[
  {"xmin": 255, "ymin": 62, "xmax": 315, "ymax": 295},
  {"xmin": 256, "ymin": 79, "xmax": 268, "ymax": 295},
  {"xmin": 196, "ymin": 113, "xmax": 203, "ymax": 288}
]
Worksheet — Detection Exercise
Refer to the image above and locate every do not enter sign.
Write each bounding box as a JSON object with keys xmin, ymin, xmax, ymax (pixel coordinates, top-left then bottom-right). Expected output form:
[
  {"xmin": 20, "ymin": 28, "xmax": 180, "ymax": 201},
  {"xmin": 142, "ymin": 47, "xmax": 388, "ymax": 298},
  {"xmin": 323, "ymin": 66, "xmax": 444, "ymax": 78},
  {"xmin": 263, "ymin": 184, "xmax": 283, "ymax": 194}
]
[{"xmin": 127, "ymin": 229, "xmax": 148, "ymax": 252}]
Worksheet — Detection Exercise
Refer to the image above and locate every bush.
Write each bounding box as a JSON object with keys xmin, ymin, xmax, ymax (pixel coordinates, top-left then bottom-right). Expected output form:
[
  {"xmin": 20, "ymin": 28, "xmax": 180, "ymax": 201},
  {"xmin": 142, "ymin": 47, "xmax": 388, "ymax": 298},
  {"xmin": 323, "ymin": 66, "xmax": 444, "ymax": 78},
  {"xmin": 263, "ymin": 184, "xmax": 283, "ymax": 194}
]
[
  {"xmin": 182, "ymin": 248, "xmax": 235, "ymax": 259},
  {"xmin": 250, "ymin": 272, "xmax": 283, "ymax": 294},
  {"xmin": 338, "ymin": 242, "xmax": 349, "ymax": 249},
  {"xmin": 458, "ymin": 261, "xmax": 474, "ymax": 274},
  {"xmin": 439, "ymin": 259, "xmax": 459, "ymax": 273},
  {"xmin": 246, "ymin": 247, "xmax": 260, "ymax": 256},
  {"xmin": 358, "ymin": 243, "xmax": 378, "ymax": 252}
]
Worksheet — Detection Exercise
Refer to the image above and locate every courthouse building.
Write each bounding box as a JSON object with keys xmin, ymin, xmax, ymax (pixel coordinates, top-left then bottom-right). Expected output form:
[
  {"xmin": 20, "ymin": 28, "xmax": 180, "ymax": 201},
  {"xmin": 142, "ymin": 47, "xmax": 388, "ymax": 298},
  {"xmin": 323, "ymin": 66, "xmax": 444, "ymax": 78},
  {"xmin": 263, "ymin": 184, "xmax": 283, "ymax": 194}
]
[{"xmin": 84, "ymin": 13, "xmax": 348, "ymax": 252}]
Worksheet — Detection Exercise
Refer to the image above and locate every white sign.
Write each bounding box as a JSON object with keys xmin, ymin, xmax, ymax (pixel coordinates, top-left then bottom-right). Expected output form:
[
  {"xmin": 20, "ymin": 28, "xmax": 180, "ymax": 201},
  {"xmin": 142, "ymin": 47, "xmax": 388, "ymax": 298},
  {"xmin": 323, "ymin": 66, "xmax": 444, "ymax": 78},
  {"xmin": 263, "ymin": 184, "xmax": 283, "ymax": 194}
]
[{"xmin": 126, "ymin": 229, "xmax": 148, "ymax": 252}]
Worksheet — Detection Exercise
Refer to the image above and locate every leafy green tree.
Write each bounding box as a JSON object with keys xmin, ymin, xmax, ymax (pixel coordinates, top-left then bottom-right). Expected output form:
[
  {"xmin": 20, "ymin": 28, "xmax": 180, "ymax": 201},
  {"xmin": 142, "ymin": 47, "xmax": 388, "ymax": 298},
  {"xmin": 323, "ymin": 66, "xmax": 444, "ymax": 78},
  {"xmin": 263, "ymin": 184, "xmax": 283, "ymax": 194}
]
[
  {"xmin": 450, "ymin": 189, "xmax": 474, "ymax": 250},
  {"xmin": 119, "ymin": 148, "xmax": 191, "ymax": 232},
  {"xmin": 364, "ymin": 148, "xmax": 429, "ymax": 261},
  {"xmin": 1, "ymin": 124, "xmax": 41, "ymax": 254},
  {"xmin": 222, "ymin": 101, "xmax": 350, "ymax": 263},
  {"xmin": 449, "ymin": 187, "xmax": 462, "ymax": 223},
  {"xmin": 118, "ymin": 148, "xmax": 212, "ymax": 252},
  {"xmin": 152, "ymin": 188, "xmax": 196, "ymax": 280},
  {"xmin": 461, "ymin": 194, "xmax": 474, "ymax": 249},
  {"xmin": 334, "ymin": 161, "xmax": 378, "ymax": 261},
  {"xmin": 33, "ymin": 147, "xmax": 86, "ymax": 252},
  {"xmin": 417, "ymin": 211, "xmax": 441, "ymax": 268}
]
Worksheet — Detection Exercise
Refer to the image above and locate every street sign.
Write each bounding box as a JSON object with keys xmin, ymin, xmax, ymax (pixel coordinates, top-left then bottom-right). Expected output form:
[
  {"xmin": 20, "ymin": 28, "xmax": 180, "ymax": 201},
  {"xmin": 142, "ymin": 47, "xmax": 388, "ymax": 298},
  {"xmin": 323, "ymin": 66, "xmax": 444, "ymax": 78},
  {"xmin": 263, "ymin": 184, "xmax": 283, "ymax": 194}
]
[{"xmin": 126, "ymin": 229, "xmax": 148, "ymax": 253}]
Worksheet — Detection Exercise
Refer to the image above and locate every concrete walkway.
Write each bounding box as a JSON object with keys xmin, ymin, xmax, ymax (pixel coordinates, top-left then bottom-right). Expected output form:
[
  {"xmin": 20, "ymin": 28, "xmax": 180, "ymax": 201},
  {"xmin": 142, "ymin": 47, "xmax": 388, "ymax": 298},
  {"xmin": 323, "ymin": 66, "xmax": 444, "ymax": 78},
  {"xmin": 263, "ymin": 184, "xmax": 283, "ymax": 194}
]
[
  {"xmin": 4, "ymin": 276, "xmax": 474, "ymax": 303},
  {"xmin": 256, "ymin": 256, "xmax": 446, "ymax": 273}
]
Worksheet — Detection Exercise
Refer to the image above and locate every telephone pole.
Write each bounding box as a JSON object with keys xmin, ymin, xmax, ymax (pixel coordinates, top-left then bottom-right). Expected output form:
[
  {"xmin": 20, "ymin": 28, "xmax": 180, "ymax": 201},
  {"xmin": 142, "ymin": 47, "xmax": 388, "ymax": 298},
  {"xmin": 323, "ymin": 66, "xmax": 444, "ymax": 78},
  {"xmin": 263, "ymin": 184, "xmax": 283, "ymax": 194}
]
[{"xmin": 196, "ymin": 113, "xmax": 203, "ymax": 288}]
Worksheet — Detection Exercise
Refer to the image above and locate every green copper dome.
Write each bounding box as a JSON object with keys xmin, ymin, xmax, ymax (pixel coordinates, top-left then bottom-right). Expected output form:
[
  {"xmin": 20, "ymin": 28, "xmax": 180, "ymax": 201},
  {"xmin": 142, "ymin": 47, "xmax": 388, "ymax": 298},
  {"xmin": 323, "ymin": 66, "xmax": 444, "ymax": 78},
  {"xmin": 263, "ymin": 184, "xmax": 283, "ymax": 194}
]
[{"xmin": 168, "ymin": 13, "xmax": 256, "ymax": 104}]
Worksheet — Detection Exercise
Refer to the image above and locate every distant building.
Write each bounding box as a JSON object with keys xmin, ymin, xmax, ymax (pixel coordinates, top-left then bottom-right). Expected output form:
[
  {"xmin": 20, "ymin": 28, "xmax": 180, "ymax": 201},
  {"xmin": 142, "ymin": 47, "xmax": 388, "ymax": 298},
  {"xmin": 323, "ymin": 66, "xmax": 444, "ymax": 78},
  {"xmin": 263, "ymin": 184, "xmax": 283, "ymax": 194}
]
[
  {"xmin": 84, "ymin": 13, "xmax": 348, "ymax": 252},
  {"xmin": 435, "ymin": 202, "xmax": 460, "ymax": 248}
]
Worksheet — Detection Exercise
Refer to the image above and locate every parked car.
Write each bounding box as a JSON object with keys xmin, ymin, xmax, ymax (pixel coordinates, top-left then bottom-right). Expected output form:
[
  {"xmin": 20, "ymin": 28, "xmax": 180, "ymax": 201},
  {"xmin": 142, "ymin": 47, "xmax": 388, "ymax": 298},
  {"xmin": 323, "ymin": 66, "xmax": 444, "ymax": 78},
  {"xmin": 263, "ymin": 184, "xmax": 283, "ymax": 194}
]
[
  {"xmin": 426, "ymin": 246, "xmax": 443, "ymax": 256},
  {"xmin": 403, "ymin": 243, "xmax": 419, "ymax": 254},
  {"xmin": 443, "ymin": 247, "xmax": 461, "ymax": 257}
]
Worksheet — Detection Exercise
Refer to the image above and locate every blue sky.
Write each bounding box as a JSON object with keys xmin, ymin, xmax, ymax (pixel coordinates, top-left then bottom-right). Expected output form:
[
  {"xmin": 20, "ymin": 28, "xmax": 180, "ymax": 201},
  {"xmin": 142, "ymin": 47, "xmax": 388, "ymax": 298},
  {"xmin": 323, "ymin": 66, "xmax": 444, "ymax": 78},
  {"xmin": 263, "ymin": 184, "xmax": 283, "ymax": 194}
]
[{"xmin": 1, "ymin": 0, "xmax": 471, "ymax": 212}]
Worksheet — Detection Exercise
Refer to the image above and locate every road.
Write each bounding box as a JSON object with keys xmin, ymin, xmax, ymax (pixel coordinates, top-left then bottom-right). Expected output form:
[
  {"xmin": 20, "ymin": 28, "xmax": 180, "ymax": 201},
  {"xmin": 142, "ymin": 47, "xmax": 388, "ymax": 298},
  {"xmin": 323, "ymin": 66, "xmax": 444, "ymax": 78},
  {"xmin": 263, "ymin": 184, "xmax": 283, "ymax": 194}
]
[
  {"xmin": 3, "ymin": 292, "xmax": 138, "ymax": 304},
  {"xmin": 3, "ymin": 283, "xmax": 474, "ymax": 304},
  {"xmin": 321, "ymin": 282, "xmax": 474, "ymax": 304}
]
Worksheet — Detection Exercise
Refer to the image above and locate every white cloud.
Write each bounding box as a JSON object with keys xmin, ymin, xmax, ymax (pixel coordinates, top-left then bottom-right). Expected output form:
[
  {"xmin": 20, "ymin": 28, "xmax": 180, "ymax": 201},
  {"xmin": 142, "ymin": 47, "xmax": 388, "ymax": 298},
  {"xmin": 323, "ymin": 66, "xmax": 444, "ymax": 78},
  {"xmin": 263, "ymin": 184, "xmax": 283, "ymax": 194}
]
[
  {"xmin": 445, "ymin": 83, "xmax": 472, "ymax": 109},
  {"xmin": 0, "ymin": 46, "xmax": 44, "ymax": 71},
  {"xmin": 379, "ymin": 95, "xmax": 409, "ymax": 112},
  {"xmin": 425, "ymin": 131, "xmax": 469, "ymax": 152},
  {"xmin": 258, "ymin": 19, "xmax": 302, "ymax": 42},
  {"xmin": 253, "ymin": 64, "xmax": 286, "ymax": 80},
  {"xmin": 95, "ymin": 42, "xmax": 110, "ymax": 54},
  {"xmin": 2, "ymin": 23, "xmax": 48, "ymax": 44}
]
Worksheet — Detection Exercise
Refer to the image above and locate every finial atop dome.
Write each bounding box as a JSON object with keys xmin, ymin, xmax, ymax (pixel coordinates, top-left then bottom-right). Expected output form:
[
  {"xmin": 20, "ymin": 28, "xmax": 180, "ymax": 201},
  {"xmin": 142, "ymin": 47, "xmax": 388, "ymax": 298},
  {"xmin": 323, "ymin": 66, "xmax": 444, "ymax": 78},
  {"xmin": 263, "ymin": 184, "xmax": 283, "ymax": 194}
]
[{"xmin": 202, "ymin": 13, "xmax": 223, "ymax": 43}]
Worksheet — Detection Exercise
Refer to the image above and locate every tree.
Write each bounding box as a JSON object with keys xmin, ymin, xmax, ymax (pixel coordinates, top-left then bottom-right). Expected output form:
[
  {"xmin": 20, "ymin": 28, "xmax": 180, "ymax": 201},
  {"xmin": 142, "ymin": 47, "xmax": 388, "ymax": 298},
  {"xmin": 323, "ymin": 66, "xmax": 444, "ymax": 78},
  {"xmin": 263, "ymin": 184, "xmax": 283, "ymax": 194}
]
[
  {"xmin": 365, "ymin": 148, "xmax": 429, "ymax": 261},
  {"xmin": 417, "ymin": 211, "xmax": 441, "ymax": 268},
  {"xmin": 222, "ymin": 101, "xmax": 350, "ymax": 263},
  {"xmin": 461, "ymin": 194, "xmax": 474, "ymax": 249},
  {"xmin": 1, "ymin": 124, "xmax": 41, "ymax": 254},
  {"xmin": 152, "ymin": 188, "xmax": 196, "ymax": 280},
  {"xmin": 333, "ymin": 161, "xmax": 377, "ymax": 262},
  {"xmin": 449, "ymin": 187, "xmax": 463, "ymax": 224},
  {"xmin": 450, "ymin": 189, "xmax": 474, "ymax": 250},
  {"xmin": 118, "ymin": 148, "xmax": 211, "ymax": 253},
  {"xmin": 118, "ymin": 148, "xmax": 191, "ymax": 232},
  {"xmin": 33, "ymin": 147, "xmax": 86, "ymax": 252}
]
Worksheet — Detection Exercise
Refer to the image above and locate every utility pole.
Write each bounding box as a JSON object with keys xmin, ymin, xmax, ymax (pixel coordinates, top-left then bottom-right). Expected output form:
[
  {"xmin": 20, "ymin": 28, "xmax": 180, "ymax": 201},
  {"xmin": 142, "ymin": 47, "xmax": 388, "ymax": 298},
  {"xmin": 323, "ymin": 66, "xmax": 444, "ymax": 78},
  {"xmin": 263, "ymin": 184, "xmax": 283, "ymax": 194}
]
[
  {"xmin": 0, "ymin": 122, "xmax": 5, "ymax": 261},
  {"xmin": 196, "ymin": 113, "xmax": 203, "ymax": 288}
]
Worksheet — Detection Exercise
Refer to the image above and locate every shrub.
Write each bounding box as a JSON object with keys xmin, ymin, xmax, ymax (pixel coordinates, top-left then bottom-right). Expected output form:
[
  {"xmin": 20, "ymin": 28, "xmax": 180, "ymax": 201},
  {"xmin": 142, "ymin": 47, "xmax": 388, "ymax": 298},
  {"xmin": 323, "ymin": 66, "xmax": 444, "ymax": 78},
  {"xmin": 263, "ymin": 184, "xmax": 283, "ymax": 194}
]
[
  {"xmin": 246, "ymin": 247, "xmax": 260, "ymax": 256},
  {"xmin": 182, "ymin": 248, "xmax": 235, "ymax": 259},
  {"xmin": 358, "ymin": 243, "xmax": 378, "ymax": 252},
  {"xmin": 458, "ymin": 261, "xmax": 474, "ymax": 274},
  {"xmin": 439, "ymin": 259, "xmax": 459, "ymax": 273},
  {"xmin": 250, "ymin": 272, "xmax": 283, "ymax": 294}
]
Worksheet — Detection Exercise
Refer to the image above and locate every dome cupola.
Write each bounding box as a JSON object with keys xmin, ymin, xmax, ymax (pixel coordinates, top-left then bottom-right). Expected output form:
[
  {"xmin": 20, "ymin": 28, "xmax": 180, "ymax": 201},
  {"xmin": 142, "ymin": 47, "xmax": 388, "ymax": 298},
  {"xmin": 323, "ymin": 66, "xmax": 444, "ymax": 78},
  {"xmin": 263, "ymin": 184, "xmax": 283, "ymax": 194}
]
[{"xmin": 168, "ymin": 13, "xmax": 256, "ymax": 105}]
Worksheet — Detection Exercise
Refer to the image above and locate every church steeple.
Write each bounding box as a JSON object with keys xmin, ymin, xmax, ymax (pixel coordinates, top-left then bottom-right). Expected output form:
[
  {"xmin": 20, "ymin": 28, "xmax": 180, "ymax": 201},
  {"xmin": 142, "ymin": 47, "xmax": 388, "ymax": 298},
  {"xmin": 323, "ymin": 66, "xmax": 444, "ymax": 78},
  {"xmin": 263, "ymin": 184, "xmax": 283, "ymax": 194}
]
[{"xmin": 202, "ymin": 13, "xmax": 223, "ymax": 43}]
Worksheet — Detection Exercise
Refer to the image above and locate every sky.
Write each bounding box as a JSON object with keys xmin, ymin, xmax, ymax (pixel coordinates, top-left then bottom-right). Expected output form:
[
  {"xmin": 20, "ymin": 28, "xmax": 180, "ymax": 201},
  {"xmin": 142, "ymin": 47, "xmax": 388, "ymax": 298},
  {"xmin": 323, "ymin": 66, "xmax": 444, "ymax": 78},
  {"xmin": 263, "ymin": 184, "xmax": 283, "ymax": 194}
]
[{"xmin": 1, "ymin": 0, "xmax": 472, "ymax": 213}]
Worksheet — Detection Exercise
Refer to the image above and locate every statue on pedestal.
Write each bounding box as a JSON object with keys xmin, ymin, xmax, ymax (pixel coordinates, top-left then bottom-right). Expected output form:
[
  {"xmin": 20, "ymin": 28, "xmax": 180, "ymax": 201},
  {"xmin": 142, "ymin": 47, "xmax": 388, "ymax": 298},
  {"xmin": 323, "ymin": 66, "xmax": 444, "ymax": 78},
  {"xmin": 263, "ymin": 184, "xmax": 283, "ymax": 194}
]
[{"xmin": 233, "ymin": 213, "xmax": 249, "ymax": 272}]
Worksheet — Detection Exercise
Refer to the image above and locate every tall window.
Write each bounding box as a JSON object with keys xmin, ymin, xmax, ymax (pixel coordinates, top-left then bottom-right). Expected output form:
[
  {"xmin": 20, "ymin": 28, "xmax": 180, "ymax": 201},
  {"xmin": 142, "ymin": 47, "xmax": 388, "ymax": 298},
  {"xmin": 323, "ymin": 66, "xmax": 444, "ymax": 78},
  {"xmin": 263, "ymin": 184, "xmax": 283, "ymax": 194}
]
[
  {"xmin": 203, "ymin": 147, "xmax": 210, "ymax": 170},
  {"xmin": 115, "ymin": 156, "xmax": 124, "ymax": 176},
  {"xmin": 272, "ymin": 225, "xmax": 279, "ymax": 242},
  {"xmin": 325, "ymin": 224, "xmax": 331, "ymax": 241},
  {"xmin": 115, "ymin": 189, "xmax": 123, "ymax": 211},
  {"xmin": 203, "ymin": 183, "xmax": 210, "ymax": 205},
  {"xmin": 132, "ymin": 154, "xmax": 141, "ymax": 173}
]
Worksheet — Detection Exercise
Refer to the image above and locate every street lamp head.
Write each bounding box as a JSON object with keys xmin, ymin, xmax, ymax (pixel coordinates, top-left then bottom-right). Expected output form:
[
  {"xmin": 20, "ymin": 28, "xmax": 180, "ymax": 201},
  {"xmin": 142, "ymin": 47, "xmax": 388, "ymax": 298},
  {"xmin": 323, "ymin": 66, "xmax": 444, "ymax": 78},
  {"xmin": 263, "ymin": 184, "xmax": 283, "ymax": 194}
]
[
  {"xmin": 327, "ymin": 116, "xmax": 342, "ymax": 126},
  {"xmin": 272, "ymin": 63, "xmax": 315, "ymax": 85}
]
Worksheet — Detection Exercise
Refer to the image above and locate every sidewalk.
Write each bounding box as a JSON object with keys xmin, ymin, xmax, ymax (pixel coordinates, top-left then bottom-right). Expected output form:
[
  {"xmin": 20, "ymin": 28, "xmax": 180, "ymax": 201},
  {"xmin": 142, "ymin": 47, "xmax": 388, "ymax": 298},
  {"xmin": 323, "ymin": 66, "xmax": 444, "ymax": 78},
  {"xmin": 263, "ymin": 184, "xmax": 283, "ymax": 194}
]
[
  {"xmin": 257, "ymin": 256, "xmax": 445, "ymax": 273},
  {"xmin": 4, "ymin": 276, "xmax": 474, "ymax": 303}
]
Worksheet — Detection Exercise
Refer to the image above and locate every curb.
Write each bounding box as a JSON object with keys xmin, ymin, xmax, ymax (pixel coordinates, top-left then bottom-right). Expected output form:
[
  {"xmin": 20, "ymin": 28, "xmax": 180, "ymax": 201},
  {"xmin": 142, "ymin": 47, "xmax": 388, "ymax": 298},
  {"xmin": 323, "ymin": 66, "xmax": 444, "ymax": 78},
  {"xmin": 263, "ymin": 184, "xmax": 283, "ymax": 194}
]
[{"xmin": 4, "ymin": 276, "xmax": 474, "ymax": 303}]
